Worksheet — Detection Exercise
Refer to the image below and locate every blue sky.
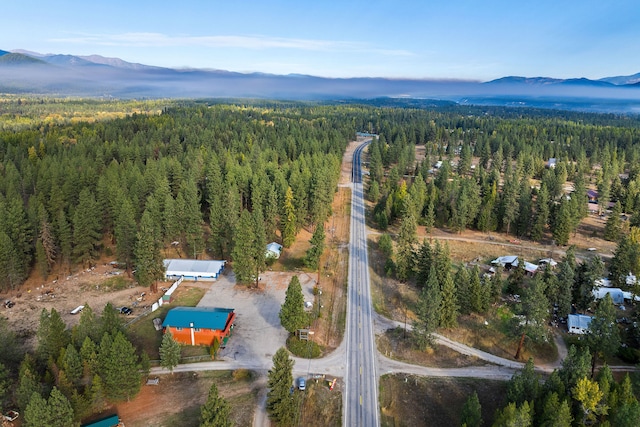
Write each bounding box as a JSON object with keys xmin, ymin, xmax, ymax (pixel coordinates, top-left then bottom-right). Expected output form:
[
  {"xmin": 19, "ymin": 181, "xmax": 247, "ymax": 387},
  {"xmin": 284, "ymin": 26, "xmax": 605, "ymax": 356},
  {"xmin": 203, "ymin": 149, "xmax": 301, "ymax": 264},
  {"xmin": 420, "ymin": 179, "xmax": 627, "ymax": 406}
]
[{"xmin": 3, "ymin": 0, "xmax": 640, "ymax": 81}]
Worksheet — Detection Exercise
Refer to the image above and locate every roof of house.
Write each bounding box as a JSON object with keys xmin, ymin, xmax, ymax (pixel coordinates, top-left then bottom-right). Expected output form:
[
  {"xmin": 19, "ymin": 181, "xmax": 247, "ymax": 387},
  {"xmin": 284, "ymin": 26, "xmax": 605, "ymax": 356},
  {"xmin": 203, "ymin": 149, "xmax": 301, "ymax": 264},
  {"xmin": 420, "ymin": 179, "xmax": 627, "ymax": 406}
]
[
  {"xmin": 538, "ymin": 258, "xmax": 557, "ymax": 267},
  {"xmin": 491, "ymin": 255, "xmax": 519, "ymax": 266},
  {"xmin": 568, "ymin": 314, "xmax": 592, "ymax": 332},
  {"xmin": 163, "ymin": 259, "xmax": 225, "ymax": 277},
  {"xmin": 162, "ymin": 307, "xmax": 234, "ymax": 330},
  {"xmin": 81, "ymin": 414, "xmax": 120, "ymax": 427},
  {"xmin": 593, "ymin": 287, "xmax": 624, "ymax": 302},
  {"xmin": 523, "ymin": 261, "xmax": 539, "ymax": 274},
  {"xmin": 266, "ymin": 242, "xmax": 283, "ymax": 253}
]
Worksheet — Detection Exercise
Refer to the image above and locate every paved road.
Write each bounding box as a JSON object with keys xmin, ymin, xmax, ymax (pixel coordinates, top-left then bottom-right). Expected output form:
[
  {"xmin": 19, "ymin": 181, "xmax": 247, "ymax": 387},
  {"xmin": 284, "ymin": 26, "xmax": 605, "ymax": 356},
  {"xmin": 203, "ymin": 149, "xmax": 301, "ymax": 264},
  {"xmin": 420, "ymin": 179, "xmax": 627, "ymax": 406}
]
[{"xmin": 344, "ymin": 140, "xmax": 379, "ymax": 427}]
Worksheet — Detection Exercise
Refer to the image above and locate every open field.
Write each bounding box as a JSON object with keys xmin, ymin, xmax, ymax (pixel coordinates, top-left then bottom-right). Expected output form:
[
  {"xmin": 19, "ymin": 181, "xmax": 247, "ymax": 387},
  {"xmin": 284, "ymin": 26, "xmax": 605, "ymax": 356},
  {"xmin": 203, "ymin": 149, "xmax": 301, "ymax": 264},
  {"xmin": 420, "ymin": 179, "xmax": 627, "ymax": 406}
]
[
  {"xmin": 379, "ymin": 375, "xmax": 508, "ymax": 427},
  {"xmin": 116, "ymin": 370, "xmax": 259, "ymax": 427}
]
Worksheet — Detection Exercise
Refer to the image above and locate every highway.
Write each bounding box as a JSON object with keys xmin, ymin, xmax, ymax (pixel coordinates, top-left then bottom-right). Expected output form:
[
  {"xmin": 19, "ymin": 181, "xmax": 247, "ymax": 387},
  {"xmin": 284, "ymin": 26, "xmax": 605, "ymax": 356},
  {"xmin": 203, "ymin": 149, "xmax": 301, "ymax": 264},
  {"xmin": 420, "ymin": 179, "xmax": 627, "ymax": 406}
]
[{"xmin": 344, "ymin": 140, "xmax": 379, "ymax": 427}]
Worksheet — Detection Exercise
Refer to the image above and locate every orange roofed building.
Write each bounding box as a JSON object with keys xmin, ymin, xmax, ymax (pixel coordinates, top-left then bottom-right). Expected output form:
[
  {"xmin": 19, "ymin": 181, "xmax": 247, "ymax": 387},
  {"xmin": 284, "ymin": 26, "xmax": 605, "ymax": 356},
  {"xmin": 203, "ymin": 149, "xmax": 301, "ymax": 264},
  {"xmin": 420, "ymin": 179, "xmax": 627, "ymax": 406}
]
[{"xmin": 162, "ymin": 307, "xmax": 235, "ymax": 346}]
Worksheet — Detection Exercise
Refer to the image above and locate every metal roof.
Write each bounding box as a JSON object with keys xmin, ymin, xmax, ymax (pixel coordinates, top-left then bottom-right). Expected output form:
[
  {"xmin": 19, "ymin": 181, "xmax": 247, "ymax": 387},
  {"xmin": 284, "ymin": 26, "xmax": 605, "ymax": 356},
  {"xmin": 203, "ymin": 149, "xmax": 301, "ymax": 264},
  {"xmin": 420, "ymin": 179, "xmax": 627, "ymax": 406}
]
[
  {"xmin": 163, "ymin": 259, "xmax": 225, "ymax": 277},
  {"xmin": 162, "ymin": 307, "xmax": 234, "ymax": 330},
  {"xmin": 568, "ymin": 314, "xmax": 592, "ymax": 334}
]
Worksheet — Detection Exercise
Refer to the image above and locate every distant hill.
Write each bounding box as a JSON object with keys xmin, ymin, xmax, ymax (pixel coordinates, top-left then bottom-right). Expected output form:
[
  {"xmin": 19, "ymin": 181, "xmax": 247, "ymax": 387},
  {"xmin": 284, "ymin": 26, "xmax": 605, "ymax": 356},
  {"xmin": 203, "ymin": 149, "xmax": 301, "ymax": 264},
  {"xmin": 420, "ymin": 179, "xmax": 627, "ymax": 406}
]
[
  {"xmin": 0, "ymin": 52, "xmax": 47, "ymax": 66},
  {"xmin": 600, "ymin": 72, "xmax": 640, "ymax": 86},
  {"xmin": 0, "ymin": 49, "xmax": 9, "ymax": 57},
  {"xmin": 1, "ymin": 48, "xmax": 639, "ymax": 113}
]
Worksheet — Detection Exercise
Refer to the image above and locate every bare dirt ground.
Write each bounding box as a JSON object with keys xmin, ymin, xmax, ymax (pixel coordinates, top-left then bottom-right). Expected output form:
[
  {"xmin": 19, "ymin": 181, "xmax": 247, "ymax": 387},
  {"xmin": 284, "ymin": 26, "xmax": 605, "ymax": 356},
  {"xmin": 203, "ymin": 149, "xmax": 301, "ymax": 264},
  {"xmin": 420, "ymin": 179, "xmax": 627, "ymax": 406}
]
[
  {"xmin": 116, "ymin": 370, "xmax": 259, "ymax": 427},
  {"xmin": 379, "ymin": 375, "xmax": 507, "ymax": 427},
  {"xmin": 0, "ymin": 257, "xmax": 154, "ymax": 349}
]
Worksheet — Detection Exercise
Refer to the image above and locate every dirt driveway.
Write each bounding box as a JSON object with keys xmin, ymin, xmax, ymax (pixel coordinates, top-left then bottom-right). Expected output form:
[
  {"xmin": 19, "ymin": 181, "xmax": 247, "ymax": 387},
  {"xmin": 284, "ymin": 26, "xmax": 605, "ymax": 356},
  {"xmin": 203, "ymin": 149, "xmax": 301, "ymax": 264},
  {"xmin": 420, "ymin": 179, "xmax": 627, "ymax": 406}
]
[{"xmin": 197, "ymin": 270, "xmax": 317, "ymax": 362}]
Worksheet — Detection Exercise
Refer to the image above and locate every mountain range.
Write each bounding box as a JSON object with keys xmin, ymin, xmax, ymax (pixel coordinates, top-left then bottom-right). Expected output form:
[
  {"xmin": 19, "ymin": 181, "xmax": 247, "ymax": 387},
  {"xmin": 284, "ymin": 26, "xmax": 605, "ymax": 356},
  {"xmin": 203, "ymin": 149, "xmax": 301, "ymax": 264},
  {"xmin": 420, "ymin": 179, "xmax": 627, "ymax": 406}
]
[{"xmin": 1, "ymin": 49, "xmax": 640, "ymax": 113}]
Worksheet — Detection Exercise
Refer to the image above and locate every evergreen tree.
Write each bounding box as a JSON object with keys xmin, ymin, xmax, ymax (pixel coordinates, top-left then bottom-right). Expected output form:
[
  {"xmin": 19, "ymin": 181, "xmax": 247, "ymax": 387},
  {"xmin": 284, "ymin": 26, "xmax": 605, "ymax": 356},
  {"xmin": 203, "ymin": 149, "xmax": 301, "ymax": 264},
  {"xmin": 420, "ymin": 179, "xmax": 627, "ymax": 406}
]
[
  {"xmin": 585, "ymin": 294, "xmax": 621, "ymax": 375},
  {"xmin": 413, "ymin": 264, "xmax": 441, "ymax": 349},
  {"xmin": 0, "ymin": 231, "xmax": 24, "ymax": 290},
  {"xmin": 56, "ymin": 209, "xmax": 72, "ymax": 273},
  {"xmin": 72, "ymin": 188, "xmax": 101, "ymax": 267},
  {"xmin": 551, "ymin": 198, "xmax": 572, "ymax": 246},
  {"xmin": 455, "ymin": 266, "xmax": 471, "ymax": 315},
  {"xmin": 16, "ymin": 356, "xmax": 40, "ymax": 412},
  {"xmin": 279, "ymin": 276, "xmax": 307, "ymax": 334},
  {"xmin": 519, "ymin": 275, "xmax": 549, "ymax": 341},
  {"xmin": 506, "ymin": 359, "xmax": 539, "ymax": 406},
  {"xmin": 159, "ymin": 332, "xmax": 181, "ymax": 374},
  {"xmin": 439, "ymin": 269, "xmax": 458, "ymax": 328},
  {"xmin": 304, "ymin": 224, "xmax": 326, "ymax": 270},
  {"xmin": 559, "ymin": 345, "xmax": 591, "ymax": 393},
  {"xmin": 461, "ymin": 391, "xmax": 482, "ymax": 427},
  {"xmin": 492, "ymin": 401, "xmax": 532, "ymax": 427},
  {"xmin": 231, "ymin": 209, "xmax": 259, "ymax": 284},
  {"xmin": 98, "ymin": 332, "xmax": 141, "ymax": 402},
  {"xmin": 179, "ymin": 178, "xmax": 205, "ymax": 258},
  {"xmin": 200, "ymin": 383, "xmax": 233, "ymax": 427},
  {"xmin": 538, "ymin": 393, "xmax": 572, "ymax": 427},
  {"xmin": 604, "ymin": 201, "xmax": 623, "ymax": 241},
  {"xmin": 266, "ymin": 348, "xmax": 297, "ymax": 426},
  {"xmin": 24, "ymin": 387, "xmax": 78, "ymax": 427},
  {"xmin": 36, "ymin": 308, "xmax": 71, "ymax": 364},
  {"xmin": 531, "ymin": 184, "xmax": 550, "ymax": 242},
  {"xmin": 114, "ymin": 197, "xmax": 137, "ymax": 273},
  {"xmin": 281, "ymin": 186, "xmax": 297, "ymax": 248},
  {"xmin": 62, "ymin": 343, "xmax": 83, "ymax": 386},
  {"xmin": 395, "ymin": 199, "xmax": 418, "ymax": 282},
  {"xmin": 134, "ymin": 208, "xmax": 164, "ymax": 292}
]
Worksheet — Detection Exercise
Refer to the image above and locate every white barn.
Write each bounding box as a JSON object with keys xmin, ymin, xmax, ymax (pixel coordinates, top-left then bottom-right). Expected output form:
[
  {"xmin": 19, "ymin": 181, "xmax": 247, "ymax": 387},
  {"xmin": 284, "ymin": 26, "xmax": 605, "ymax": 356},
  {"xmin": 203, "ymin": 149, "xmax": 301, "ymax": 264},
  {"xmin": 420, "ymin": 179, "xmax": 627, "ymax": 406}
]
[
  {"xmin": 568, "ymin": 314, "xmax": 592, "ymax": 334},
  {"xmin": 163, "ymin": 259, "xmax": 226, "ymax": 281}
]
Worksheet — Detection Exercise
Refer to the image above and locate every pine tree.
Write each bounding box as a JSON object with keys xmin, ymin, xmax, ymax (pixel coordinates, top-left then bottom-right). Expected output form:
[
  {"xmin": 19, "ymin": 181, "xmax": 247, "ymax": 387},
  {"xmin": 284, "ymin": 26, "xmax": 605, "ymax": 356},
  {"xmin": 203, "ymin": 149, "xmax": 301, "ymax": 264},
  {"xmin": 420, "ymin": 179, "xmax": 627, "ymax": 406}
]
[
  {"xmin": 134, "ymin": 209, "xmax": 164, "ymax": 292},
  {"xmin": 455, "ymin": 266, "xmax": 471, "ymax": 315},
  {"xmin": 539, "ymin": 393, "xmax": 572, "ymax": 427},
  {"xmin": 56, "ymin": 209, "xmax": 72, "ymax": 273},
  {"xmin": 531, "ymin": 184, "xmax": 550, "ymax": 242},
  {"xmin": 279, "ymin": 276, "xmax": 307, "ymax": 334},
  {"xmin": 36, "ymin": 308, "xmax": 71, "ymax": 365},
  {"xmin": 413, "ymin": 264, "xmax": 441, "ymax": 349},
  {"xmin": 266, "ymin": 348, "xmax": 297, "ymax": 425},
  {"xmin": 180, "ymin": 178, "xmax": 205, "ymax": 258},
  {"xmin": 281, "ymin": 186, "xmax": 297, "ymax": 248},
  {"xmin": 439, "ymin": 269, "xmax": 458, "ymax": 328},
  {"xmin": 98, "ymin": 332, "xmax": 141, "ymax": 402},
  {"xmin": 200, "ymin": 383, "xmax": 233, "ymax": 427},
  {"xmin": 396, "ymin": 199, "xmax": 418, "ymax": 281},
  {"xmin": 604, "ymin": 201, "xmax": 623, "ymax": 241},
  {"xmin": 159, "ymin": 332, "xmax": 181, "ymax": 374},
  {"xmin": 585, "ymin": 294, "xmax": 621, "ymax": 376},
  {"xmin": 72, "ymin": 188, "xmax": 101, "ymax": 267},
  {"xmin": 551, "ymin": 198, "xmax": 572, "ymax": 246},
  {"xmin": 492, "ymin": 401, "xmax": 532, "ymax": 427},
  {"xmin": 304, "ymin": 224, "xmax": 326, "ymax": 270},
  {"xmin": 559, "ymin": 345, "xmax": 591, "ymax": 393},
  {"xmin": 232, "ymin": 210, "xmax": 258, "ymax": 284},
  {"xmin": 460, "ymin": 391, "xmax": 482, "ymax": 427},
  {"xmin": 63, "ymin": 343, "xmax": 83, "ymax": 386},
  {"xmin": 114, "ymin": 197, "xmax": 137, "ymax": 273}
]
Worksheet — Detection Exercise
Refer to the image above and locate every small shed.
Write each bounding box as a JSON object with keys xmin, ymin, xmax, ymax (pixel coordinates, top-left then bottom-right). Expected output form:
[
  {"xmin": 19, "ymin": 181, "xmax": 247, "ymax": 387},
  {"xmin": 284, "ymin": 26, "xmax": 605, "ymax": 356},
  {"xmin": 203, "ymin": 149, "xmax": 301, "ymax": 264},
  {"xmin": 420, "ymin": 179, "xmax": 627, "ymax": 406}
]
[
  {"xmin": 265, "ymin": 242, "xmax": 284, "ymax": 259},
  {"xmin": 568, "ymin": 314, "xmax": 592, "ymax": 334},
  {"xmin": 547, "ymin": 158, "xmax": 557, "ymax": 169}
]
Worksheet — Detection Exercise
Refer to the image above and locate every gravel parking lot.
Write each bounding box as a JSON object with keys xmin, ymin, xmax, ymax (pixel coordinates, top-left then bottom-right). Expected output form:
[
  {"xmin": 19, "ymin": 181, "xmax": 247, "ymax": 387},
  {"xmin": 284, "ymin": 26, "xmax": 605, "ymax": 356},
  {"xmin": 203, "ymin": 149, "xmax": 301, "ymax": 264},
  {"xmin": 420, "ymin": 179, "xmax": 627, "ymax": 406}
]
[{"xmin": 197, "ymin": 269, "xmax": 317, "ymax": 363}]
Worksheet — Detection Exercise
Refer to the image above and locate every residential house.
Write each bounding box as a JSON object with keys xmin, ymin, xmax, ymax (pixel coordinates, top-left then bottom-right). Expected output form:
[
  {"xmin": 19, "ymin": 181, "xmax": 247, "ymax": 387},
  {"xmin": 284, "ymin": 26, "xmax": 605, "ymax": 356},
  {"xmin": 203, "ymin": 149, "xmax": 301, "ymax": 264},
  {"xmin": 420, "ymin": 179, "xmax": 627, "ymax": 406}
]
[
  {"xmin": 162, "ymin": 307, "xmax": 236, "ymax": 346},
  {"xmin": 568, "ymin": 314, "xmax": 592, "ymax": 334}
]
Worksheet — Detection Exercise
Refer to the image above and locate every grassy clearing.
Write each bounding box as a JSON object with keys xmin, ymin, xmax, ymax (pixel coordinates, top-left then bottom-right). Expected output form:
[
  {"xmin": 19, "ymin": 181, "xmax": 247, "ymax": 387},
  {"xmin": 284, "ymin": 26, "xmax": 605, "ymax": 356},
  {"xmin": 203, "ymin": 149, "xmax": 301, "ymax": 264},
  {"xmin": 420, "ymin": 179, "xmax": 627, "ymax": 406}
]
[
  {"xmin": 299, "ymin": 378, "xmax": 342, "ymax": 427},
  {"xmin": 379, "ymin": 375, "xmax": 508, "ymax": 427},
  {"xmin": 377, "ymin": 327, "xmax": 487, "ymax": 368},
  {"xmin": 441, "ymin": 308, "xmax": 558, "ymax": 365},
  {"xmin": 119, "ymin": 370, "xmax": 258, "ymax": 427}
]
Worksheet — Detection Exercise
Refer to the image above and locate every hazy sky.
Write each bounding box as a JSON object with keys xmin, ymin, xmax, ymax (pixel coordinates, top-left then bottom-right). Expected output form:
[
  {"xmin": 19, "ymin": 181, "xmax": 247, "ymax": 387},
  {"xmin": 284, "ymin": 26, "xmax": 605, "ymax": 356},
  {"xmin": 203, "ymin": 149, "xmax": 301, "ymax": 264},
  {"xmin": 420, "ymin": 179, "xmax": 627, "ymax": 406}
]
[{"xmin": 4, "ymin": 0, "xmax": 639, "ymax": 81}]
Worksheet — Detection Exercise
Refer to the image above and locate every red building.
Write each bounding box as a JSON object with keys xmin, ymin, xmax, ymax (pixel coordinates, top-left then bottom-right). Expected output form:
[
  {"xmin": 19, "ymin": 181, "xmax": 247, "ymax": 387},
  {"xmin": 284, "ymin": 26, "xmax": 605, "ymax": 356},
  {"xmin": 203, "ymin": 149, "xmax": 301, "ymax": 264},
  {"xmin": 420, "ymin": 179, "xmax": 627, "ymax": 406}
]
[{"xmin": 162, "ymin": 307, "xmax": 235, "ymax": 346}]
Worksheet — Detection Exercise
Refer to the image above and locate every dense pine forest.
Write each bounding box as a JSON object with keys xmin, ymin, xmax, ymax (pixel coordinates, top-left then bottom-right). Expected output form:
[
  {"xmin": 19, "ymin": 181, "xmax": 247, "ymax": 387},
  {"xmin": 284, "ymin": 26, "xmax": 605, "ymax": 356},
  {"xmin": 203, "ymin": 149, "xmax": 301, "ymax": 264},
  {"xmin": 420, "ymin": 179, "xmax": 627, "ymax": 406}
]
[{"xmin": 3, "ymin": 98, "xmax": 640, "ymax": 424}]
